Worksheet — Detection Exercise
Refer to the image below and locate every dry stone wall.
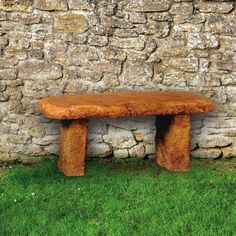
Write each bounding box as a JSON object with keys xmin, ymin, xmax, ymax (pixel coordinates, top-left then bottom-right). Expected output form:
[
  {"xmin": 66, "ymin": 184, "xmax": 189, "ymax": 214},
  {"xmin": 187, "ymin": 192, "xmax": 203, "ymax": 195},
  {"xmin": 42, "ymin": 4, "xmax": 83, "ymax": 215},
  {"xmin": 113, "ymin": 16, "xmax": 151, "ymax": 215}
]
[{"xmin": 0, "ymin": 0, "xmax": 235, "ymax": 163}]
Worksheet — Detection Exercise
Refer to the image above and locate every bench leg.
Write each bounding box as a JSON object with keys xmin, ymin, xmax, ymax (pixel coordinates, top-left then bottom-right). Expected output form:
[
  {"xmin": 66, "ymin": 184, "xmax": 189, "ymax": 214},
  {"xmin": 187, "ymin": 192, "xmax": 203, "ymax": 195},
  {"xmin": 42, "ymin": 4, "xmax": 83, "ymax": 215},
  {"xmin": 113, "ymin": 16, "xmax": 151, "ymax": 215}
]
[
  {"xmin": 58, "ymin": 119, "xmax": 88, "ymax": 176},
  {"xmin": 156, "ymin": 114, "xmax": 191, "ymax": 172}
]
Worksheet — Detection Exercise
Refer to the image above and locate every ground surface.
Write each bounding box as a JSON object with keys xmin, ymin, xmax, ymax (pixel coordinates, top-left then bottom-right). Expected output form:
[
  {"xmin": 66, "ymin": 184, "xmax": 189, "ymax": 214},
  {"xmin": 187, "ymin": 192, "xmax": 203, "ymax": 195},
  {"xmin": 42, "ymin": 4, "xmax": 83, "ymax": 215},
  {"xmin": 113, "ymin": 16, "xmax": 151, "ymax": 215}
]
[{"xmin": 0, "ymin": 158, "xmax": 236, "ymax": 236}]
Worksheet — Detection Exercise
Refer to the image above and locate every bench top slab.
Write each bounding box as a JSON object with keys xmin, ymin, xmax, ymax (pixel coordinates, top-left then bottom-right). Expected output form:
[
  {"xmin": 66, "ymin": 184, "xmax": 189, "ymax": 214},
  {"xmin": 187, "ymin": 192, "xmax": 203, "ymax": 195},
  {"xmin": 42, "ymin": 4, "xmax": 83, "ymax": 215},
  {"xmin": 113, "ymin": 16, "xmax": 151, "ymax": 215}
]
[{"xmin": 38, "ymin": 91, "xmax": 214, "ymax": 119}]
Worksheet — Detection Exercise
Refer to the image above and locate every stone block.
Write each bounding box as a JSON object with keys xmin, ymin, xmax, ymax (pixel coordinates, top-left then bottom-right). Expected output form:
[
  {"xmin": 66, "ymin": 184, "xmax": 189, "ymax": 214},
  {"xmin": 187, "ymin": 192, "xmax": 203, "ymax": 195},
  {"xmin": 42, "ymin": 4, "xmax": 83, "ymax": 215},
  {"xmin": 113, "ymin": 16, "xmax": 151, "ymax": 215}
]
[
  {"xmin": 68, "ymin": 0, "xmax": 94, "ymax": 10},
  {"xmin": 170, "ymin": 3, "xmax": 193, "ymax": 15},
  {"xmin": 54, "ymin": 14, "xmax": 88, "ymax": 34},
  {"xmin": 110, "ymin": 37, "xmax": 145, "ymax": 50},
  {"xmin": 129, "ymin": 143, "xmax": 146, "ymax": 159},
  {"xmin": 0, "ymin": 0, "xmax": 33, "ymax": 12},
  {"xmin": 34, "ymin": 0, "xmax": 68, "ymax": 11},
  {"xmin": 0, "ymin": 37, "xmax": 8, "ymax": 46},
  {"xmin": 206, "ymin": 15, "xmax": 236, "ymax": 36},
  {"xmin": 197, "ymin": 135, "xmax": 232, "ymax": 148},
  {"xmin": 0, "ymin": 69, "xmax": 17, "ymax": 80},
  {"xmin": 103, "ymin": 126, "xmax": 137, "ymax": 149},
  {"xmin": 113, "ymin": 149, "xmax": 129, "ymax": 159},
  {"xmin": 191, "ymin": 149, "xmax": 222, "ymax": 159},
  {"xmin": 195, "ymin": 2, "xmax": 234, "ymax": 14},
  {"xmin": 164, "ymin": 57, "xmax": 199, "ymax": 72},
  {"xmin": 126, "ymin": 0, "xmax": 170, "ymax": 12},
  {"xmin": 187, "ymin": 32, "xmax": 219, "ymax": 49},
  {"xmin": 87, "ymin": 143, "xmax": 112, "ymax": 158},
  {"xmin": 121, "ymin": 60, "xmax": 153, "ymax": 86},
  {"xmin": 18, "ymin": 60, "xmax": 62, "ymax": 80}
]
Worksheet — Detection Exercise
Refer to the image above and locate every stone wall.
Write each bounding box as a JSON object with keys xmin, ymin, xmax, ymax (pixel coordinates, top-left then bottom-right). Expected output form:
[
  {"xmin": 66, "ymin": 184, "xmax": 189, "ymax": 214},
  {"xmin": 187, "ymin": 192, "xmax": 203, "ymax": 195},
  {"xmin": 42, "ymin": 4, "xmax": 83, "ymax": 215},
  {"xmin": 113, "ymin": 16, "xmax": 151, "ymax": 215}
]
[{"xmin": 0, "ymin": 0, "xmax": 235, "ymax": 163}]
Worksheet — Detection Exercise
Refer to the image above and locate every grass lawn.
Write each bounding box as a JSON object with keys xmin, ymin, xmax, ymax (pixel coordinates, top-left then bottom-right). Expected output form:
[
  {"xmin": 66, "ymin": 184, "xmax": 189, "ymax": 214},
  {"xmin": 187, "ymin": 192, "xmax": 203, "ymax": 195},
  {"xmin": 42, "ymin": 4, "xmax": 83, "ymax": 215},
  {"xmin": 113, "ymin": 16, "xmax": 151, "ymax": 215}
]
[{"xmin": 0, "ymin": 158, "xmax": 236, "ymax": 236}]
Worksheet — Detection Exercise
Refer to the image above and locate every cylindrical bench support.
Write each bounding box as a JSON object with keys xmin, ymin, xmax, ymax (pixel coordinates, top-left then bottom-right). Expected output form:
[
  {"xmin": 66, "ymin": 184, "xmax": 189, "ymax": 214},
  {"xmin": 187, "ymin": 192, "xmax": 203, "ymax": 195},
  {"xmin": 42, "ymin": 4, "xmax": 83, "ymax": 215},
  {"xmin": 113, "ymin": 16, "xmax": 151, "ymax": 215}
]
[
  {"xmin": 58, "ymin": 119, "xmax": 88, "ymax": 176},
  {"xmin": 156, "ymin": 114, "xmax": 191, "ymax": 172}
]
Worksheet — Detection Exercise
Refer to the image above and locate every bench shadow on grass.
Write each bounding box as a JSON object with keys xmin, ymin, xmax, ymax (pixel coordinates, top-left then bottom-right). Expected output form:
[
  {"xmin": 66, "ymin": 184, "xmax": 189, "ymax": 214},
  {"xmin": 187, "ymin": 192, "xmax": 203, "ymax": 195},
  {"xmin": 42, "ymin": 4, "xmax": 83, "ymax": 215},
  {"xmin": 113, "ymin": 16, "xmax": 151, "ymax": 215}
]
[
  {"xmin": 2, "ymin": 157, "xmax": 163, "ymax": 185},
  {"xmin": 3, "ymin": 156, "xmax": 236, "ymax": 186}
]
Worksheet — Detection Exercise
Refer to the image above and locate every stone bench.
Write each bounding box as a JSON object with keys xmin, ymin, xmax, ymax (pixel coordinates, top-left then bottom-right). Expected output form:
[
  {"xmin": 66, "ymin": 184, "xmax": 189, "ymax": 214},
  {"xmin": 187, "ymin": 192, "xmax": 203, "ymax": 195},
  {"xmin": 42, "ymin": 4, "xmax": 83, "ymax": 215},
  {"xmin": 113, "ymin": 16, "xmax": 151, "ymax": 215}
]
[{"xmin": 38, "ymin": 91, "xmax": 214, "ymax": 176}]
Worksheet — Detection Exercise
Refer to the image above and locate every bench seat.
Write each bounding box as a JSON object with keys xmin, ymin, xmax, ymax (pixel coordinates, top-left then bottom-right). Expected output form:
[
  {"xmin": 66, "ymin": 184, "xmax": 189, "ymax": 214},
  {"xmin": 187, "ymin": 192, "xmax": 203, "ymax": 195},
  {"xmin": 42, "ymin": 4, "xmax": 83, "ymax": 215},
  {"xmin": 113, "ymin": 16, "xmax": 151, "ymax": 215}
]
[
  {"xmin": 39, "ymin": 91, "xmax": 214, "ymax": 176},
  {"xmin": 39, "ymin": 91, "xmax": 214, "ymax": 119}
]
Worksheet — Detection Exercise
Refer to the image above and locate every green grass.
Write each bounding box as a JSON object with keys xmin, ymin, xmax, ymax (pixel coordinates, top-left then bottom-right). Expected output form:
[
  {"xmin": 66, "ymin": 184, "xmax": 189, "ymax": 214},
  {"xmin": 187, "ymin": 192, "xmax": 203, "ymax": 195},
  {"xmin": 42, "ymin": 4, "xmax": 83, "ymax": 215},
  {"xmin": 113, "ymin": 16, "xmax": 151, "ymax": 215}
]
[{"xmin": 0, "ymin": 158, "xmax": 236, "ymax": 236}]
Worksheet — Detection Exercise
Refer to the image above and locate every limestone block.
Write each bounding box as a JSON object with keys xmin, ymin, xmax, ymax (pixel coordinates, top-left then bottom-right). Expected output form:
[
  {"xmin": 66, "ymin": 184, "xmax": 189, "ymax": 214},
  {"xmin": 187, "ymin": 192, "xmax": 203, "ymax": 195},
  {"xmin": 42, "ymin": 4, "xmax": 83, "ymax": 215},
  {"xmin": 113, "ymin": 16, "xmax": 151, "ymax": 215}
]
[
  {"xmin": 0, "ymin": 0, "xmax": 33, "ymax": 12},
  {"xmin": 113, "ymin": 149, "xmax": 129, "ymax": 159},
  {"xmin": 4, "ymin": 49, "xmax": 27, "ymax": 60},
  {"xmin": 0, "ymin": 69, "xmax": 17, "ymax": 80},
  {"xmin": 121, "ymin": 60, "xmax": 153, "ymax": 86},
  {"xmin": 68, "ymin": 0, "xmax": 94, "ymax": 10},
  {"xmin": 191, "ymin": 149, "xmax": 222, "ymax": 159},
  {"xmin": 0, "ymin": 152, "xmax": 19, "ymax": 163},
  {"xmin": 187, "ymin": 74, "xmax": 220, "ymax": 87},
  {"xmin": 129, "ymin": 143, "xmax": 146, "ymax": 159},
  {"xmin": 65, "ymin": 66, "xmax": 103, "ymax": 82},
  {"xmin": 87, "ymin": 143, "xmax": 112, "ymax": 158},
  {"xmin": 129, "ymin": 12, "xmax": 147, "ymax": 23},
  {"xmin": 206, "ymin": 15, "xmax": 236, "ymax": 36},
  {"xmin": 204, "ymin": 117, "xmax": 236, "ymax": 128},
  {"xmin": 170, "ymin": 3, "xmax": 193, "ymax": 15},
  {"xmin": 18, "ymin": 60, "xmax": 62, "ymax": 80},
  {"xmin": 199, "ymin": 59, "xmax": 210, "ymax": 73},
  {"xmin": 150, "ymin": 12, "xmax": 172, "ymax": 22},
  {"xmin": 33, "ymin": 135, "xmax": 59, "ymax": 146},
  {"xmin": 133, "ymin": 129, "xmax": 156, "ymax": 143},
  {"xmin": 164, "ymin": 57, "xmax": 199, "ymax": 72},
  {"xmin": 103, "ymin": 126, "xmax": 137, "ymax": 149},
  {"xmin": 110, "ymin": 37, "xmax": 145, "ymax": 50},
  {"xmin": 220, "ymin": 36, "xmax": 236, "ymax": 52},
  {"xmin": 8, "ymin": 12, "xmax": 41, "ymax": 25},
  {"xmin": 101, "ymin": 48, "xmax": 127, "ymax": 62},
  {"xmin": 222, "ymin": 146, "xmax": 236, "ymax": 159},
  {"xmin": 0, "ymin": 37, "xmax": 8, "ymax": 46},
  {"xmin": 66, "ymin": 45, "xmax": 99, "ymax": 66},
  {"xmin": 0, "ymin": 82, "xmax": 6, "ymax": 92},
  {"xmin": 44, "ymin": 144, "xmax": 59, "ymax": 155},
  {"xmin": 54, "ymin": 14, "xmax": 88, "ymax": 34},
  {"xmin": 197, "ymin": 135, "xmax": 232, "ymax": 148},
  {"xmin": 162, "ymin": 72, "xmax": 187, "ymax": 87},
  {"xmin": 113, "ymin": 29, "xmax": 139, "ymax": 38},
  {"xmin": 88, "ymin": 133, "xmax": 103, "ymax": 143},
  {"xmin": 221, "ymin": 73, "xmax": 236, "ymax": 86},
  {"xmin": 34, "ymin": 0, "xmax": 68, "ymax": 11},
  {"xmin": 92, "ymin": 61, "xmax": 122, "ymax": 75},
  {"xmin": 187, "ymin": 32, "xmax": 219, "ymax": 49},
  {"xmin": 195, "ymin": 2, "xmax": 234, "ymax": 14},
  {"xmin": 144, "ymin": 143, "xmax": 155, "ymax": 155},
  {"xmin": 88, "ymin": 35, "xmax": 108, "ymax": 47},
  {"xmin": 126, "ymin": 0, "xmax": 170, "ymax": 12},
  {"xmin": 103, "ymin": 74, "xmax": 120, "ymax": 89}
]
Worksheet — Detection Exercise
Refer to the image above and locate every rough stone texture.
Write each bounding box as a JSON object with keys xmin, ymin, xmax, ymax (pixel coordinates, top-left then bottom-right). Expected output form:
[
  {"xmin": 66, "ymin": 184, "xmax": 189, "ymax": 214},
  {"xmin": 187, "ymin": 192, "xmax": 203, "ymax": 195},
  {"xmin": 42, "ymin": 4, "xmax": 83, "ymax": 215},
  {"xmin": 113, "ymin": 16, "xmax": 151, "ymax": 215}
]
[
  {"xmin": 103, "ymin": 126, "xmax": 137, "ymax": 149},
  {"xmin": 126, "ymin": 0, "xmax": 171, "ymax": 12},
  {"xmin": 34, "ymin": 0, "xmax": 68, "ymax": 11},
  {"xmin": 54, "ymin": 14, "xmax": 88, "ymax": 33},
  {"xmin": 191, "ymin": 149, "xmax": 222, "ymax": 159},
  {"xmin": 114, "ymin": 149, "xmax": 129, "ymax": 159},
  {"xmin": 0, "ymin": 0, "xmax": 236, "ymax": 164},
  {"xmin": 129, "ymin": 143, "xmax": 146, "ymax": 159},
  {"xmin": 87, "ymin": 142, "xmax": 112, "ymax": 158}
]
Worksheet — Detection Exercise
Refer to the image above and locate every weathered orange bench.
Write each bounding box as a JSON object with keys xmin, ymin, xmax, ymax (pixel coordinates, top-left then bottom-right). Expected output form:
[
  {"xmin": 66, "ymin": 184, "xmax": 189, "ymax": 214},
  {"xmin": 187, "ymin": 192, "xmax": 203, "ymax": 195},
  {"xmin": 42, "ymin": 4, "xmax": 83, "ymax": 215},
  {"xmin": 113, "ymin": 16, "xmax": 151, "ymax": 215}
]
[{"xmin": 39, "ymin": 91, "xmax": 214, "ymax": 176}]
